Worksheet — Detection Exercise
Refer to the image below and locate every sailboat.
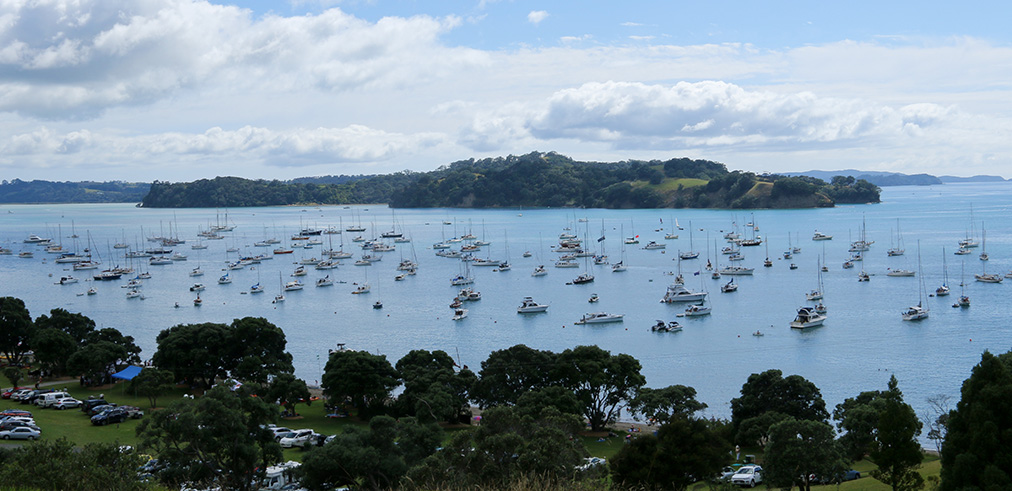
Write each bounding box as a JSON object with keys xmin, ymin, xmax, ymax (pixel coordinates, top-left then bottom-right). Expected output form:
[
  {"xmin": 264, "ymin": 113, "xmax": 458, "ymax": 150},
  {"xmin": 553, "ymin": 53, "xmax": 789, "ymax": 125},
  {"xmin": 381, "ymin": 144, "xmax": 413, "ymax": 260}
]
[
  {"xmin": 974, "ymin": 230, "xmax": 1001, "ymax": 283},
  {"xmin": 763, "ymin": 238, "xmax": 772, "ymax": 267},
  {"xmin": 664, "ymin": 215, "xmax": 678, "ymax": 239},
  {"xmin": 901, "ymin": 241, "xmax": 929, "ymax": 321},
  {"xmin": 935, "ymin": 247, "xmax": 950, "ymax": 296},
  {"xmin": 959, "ymin": 205, "xmax": 979, "ymax": 248},
  {"xmin": 806, "ymin": 258, "xmax": 824, "ymax": 301},
  {"xmin": 979, "ymin": 223, "xmax": 989, "ymax": 261},
  {"xmin": 955, "ymin": 261, "xmax": 970, "ymax": 308},
  {"xmin": 612, "ymin": 225, "xmax": 628, "ymax": 272},
  {"xmin": 887, "ymin": 219, "xmax": 905, "ymax": 256},
  {"xmin": 273, "ymin": 273, "xmax": 285, "ymax": 303},
  {"xmin": 679, "ymin": 221, "xmax": 699, "ymax": 260}
]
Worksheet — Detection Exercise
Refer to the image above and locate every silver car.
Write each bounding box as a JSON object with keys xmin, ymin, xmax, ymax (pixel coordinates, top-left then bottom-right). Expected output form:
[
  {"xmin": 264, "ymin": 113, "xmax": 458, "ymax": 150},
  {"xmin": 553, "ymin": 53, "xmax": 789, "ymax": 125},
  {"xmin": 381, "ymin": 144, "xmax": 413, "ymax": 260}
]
[
  {"xmin": 731, "ymin": 465, "xmax": 762, "ymax": 487},
  {"xmin": 0, "ymin": 427, "xmax": 41, "ymax": 440}
]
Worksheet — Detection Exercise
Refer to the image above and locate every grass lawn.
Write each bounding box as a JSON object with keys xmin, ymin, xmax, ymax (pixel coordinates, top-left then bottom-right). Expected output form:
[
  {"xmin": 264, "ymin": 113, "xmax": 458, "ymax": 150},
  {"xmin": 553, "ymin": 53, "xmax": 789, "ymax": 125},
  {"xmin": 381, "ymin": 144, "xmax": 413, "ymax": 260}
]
[{"xmin": 632, "ymin": 177, "xmax": 708, "ymax": 193}]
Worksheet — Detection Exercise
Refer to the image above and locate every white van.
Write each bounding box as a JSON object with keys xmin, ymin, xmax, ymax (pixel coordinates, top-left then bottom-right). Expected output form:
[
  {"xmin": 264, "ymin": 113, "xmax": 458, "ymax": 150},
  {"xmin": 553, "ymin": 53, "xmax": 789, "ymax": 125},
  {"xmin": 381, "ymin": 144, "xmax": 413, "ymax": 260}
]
[{"xmin": 38, "ymin": 391, "xmax": 71, "ymax": 408}]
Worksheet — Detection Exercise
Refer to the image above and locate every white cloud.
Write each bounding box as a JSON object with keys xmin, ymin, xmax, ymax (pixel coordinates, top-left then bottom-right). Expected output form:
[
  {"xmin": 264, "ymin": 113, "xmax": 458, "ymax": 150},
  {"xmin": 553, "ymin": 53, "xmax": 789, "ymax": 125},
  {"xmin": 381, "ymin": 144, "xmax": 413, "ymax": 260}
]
[{"xmin": 527, "ymin": 10, "xmax": 549, "ymax": 25}]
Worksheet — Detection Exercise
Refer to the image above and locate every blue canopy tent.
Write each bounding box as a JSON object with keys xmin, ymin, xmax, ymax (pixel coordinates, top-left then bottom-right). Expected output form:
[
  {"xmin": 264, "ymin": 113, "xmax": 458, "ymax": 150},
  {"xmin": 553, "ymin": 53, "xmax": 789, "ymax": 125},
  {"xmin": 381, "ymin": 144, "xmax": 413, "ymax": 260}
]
[{"xmin": 112, "ymin": 365, "xmax": 143, "ymax": 381}]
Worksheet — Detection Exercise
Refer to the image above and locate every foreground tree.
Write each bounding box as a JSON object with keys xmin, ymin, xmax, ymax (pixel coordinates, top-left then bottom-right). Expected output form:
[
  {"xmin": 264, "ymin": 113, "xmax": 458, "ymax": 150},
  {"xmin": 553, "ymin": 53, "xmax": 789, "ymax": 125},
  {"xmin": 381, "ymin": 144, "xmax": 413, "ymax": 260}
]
[
  {"xmin": 321, "ymin": 349, "xmax": 398, "ymax": 418},
  {"xmin": 628, "ymin": 385, "xmax": 707, "ymax": 425},
  {"xmin": 395, "ymin": 349, "xmax": 475, "ymax": 423},
  {"xmin": 609, "ymin": 417, "xmax": 729, "ymax": 490},
  {"xmin": 151, "ymin": 322, "xmax": 231, "ymax": 387},
  {"xmin": 730, "ymin": 369, "xmax": 829, "ymax": 442},
  {"xmin": 834, "ymin": 387, "xmax": 889, "ymax": 461},
  {"xmin": 67, "ymin": 340, "xmax": 130, "ymax": 382},
  {"xmin": 408, "ymin": 406, "xmax": 587, "ymax": 488},
  {"xmin": 554, "ymin": 345, "xmax": 646, "ymax": 431},
  {"xmin": 0, "ymin": 297, "xmax": 34, "ymax": 366},
  {"xmin": 0, "ymin": 438, "xmax": 149, "ymax": 491},
  {"xmin": 300, "ymin": 416, "xmax": 442, "ymax": 490},
  {"xmin": 869, "ymin": 376, "xmax": 924, "ymax": 491},
  {"xmin": 3, "ymin": 366, "xmax": 24, "ymax": 388},
  {"xmin": 471, "ymin": 344, "xmax": 558, "ymax": 408},
  {"xmin": 941, "ymin": 350, "xmax": 1012, "ymax": 489},
  {"xmin": 129, "ymin": 368, "xmax": 176, "ymax": 408},
  {"xmin": 225, "ymin": 317, "xmax": 294, "ymax": 385},
  {"xmin": 29, "ymin": 328, "xmax": 76, "ymax": 375},
  {"xmin": 34, "ymin": 308, "xmax": 96, "ymax": 345},
  {"xmin": 263, "ymin": 373, "xmax": 311, "ymax": 415},
  {"xmin": 763, "ymin": 418, "xmax": 846, "ymax": 491},
  {"xmin": 136, "ymin": 385, "xmax": 281, "ymax": 491}
]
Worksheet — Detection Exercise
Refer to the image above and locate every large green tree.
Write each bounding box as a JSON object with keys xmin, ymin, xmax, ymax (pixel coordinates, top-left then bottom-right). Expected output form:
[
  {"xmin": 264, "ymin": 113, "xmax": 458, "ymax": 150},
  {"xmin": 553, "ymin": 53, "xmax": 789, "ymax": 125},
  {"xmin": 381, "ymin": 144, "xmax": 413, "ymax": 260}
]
[
  {"xmin": 226, "ymin": 317, "xmax": 294, "ymax": 385},
  {"xmin": 407, "ymin": 405, "xmax": 587, "ymax": 488},
  {"xmin": 34, "ymin": 308, "xmax": 96, "ymax": 345},
  {"xmin": 609, "ymin": 417, "xmax": 729, "ymax": 490},
  {"xmin": 262, "ymin": 373, "xmax": 311, "ymax": 415},
  {"xmin": 151, "ymin": 322, "xmax": 231, "ymax": 387},
  {"xmin": 321, "ymin": 349, "xmax": 399, "ymax": 418},
  {"xmin": 553, "ymin": 345, "xmax": 646, "ymax": 431},
  {"xmin": 763, "ymin": 417, "xmax": 846, "ymax": 491},
  {"xmin": 0, "ymin": 438, "xmax": 149, "ymax": 491},
  {"xmin": 730, "ymin": 369, "xmax": 829, "ymax": 442},
  {"xmin": 129, "ymin": 368, "xmax": 176, "ymax": 408},
  {"xmin": 67, "ymin": 341, "xmax": 130, "ymax": 382},
  {"xmin": 471, "ymin": 344, "xmax": 558, "ymax": 408},
  {"xmin": 0, "ymin": 297, "xmax": 34, "ymax": 366},
  {"xmin": 834, "ymin": 387, "xmax": 889, "ymax": 461},
  {"xmin": 940, "ymin": 350, "xmax": 1012, "ymax": 490},
  {"xmin": 628, "ymin": 385, "xmax": 707, "ymax": 425},
  {"xmin": 395, "ymin": 349, "xmax": 475, "ymax": 423},
  {"xmin": 136, "ymin": 385, "xmax": 281, "ymax": 491},
  {"xmin": 300, "ymin": 416, "xmax": 442, "ymax": 490},
  {"xmin": 30, "ymin": 328, "xmax": 77, "ymax": 375},
  {"xmin": 869, "ymin": 376, "xmax": 924, "ymax": 491}
]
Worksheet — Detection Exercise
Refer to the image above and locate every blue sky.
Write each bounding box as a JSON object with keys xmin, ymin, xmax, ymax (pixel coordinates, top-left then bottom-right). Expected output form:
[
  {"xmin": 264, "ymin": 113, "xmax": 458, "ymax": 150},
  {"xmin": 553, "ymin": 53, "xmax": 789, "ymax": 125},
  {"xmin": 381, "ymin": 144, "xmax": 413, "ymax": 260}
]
[{"xmin": 1, "ymin": 0, "xmax": 1011, "ymax": 181}]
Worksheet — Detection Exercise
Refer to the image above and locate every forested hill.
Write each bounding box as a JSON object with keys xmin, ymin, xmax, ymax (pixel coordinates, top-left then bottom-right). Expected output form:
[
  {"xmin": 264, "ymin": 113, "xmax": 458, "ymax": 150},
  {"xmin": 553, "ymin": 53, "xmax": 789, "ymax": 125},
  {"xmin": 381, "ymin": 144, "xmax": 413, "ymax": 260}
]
[
  {"xmin": 0, "ymin": 179, "xmax": 149, "ymax": 204},
  {"xmin": 140, "ymin": 152, "xmax": 880, "ymax": 208}
]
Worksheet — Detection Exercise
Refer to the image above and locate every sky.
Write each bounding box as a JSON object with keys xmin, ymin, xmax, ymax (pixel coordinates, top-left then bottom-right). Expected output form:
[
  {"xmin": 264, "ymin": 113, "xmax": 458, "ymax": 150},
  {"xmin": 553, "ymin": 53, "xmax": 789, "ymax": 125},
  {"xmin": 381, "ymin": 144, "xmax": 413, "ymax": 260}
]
[{"xmin": 3, "ymin": 0, "xmax": 1012, "ymax": 182}]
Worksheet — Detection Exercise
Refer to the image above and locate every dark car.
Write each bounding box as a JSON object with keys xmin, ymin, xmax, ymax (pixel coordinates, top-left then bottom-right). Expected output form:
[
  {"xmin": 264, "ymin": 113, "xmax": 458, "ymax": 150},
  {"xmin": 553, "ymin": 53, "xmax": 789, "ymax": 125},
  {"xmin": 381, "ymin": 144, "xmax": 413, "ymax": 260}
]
[
  {"xmin": 20, "ymin": 389, "xmax": 54, "ymax": 405},
  {"xmin": 0, "ymin": 408, "xmax": 32, "ymax": 418},
  {"xmin": 92, "ymin": 407, "xmax": 130, "ymax": 426},
  {"xmin": 81, "ymin": 399, "xmax": 109, "ymax": 414},
  {"xmin": 0, "ymin": 421, "xmax": 41, "ymax": 432},
  {"xmin": 86, "ymin": 403, "xmax": 117, "ymax": 417}
]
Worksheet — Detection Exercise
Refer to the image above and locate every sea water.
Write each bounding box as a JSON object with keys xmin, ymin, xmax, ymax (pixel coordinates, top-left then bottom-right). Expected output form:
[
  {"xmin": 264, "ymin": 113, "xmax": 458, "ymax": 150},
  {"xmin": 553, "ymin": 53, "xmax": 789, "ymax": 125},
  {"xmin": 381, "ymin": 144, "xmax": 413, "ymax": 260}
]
[{"xmin": 1, "ymin": 182, "xmax": 1009, "ymax": 423}]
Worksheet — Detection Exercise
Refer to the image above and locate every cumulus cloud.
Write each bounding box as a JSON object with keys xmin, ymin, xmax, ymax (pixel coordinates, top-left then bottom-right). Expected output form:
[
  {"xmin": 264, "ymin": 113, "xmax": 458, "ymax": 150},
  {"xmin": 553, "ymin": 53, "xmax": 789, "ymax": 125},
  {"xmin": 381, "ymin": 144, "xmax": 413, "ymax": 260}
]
[
  {"xmin": 461, "ymin": 80, "xmax": 957, "ymax": 152},
  {"xmin": 527, "ymin": 10, "xmax": 549, "ymax": 25},
  {"xmin": 0, "ymin": 0, "xmax": 484, "ymax": 119},
  {"xmin": 0, "ymin": 125, "xmax": 446, "ymax": 168}
]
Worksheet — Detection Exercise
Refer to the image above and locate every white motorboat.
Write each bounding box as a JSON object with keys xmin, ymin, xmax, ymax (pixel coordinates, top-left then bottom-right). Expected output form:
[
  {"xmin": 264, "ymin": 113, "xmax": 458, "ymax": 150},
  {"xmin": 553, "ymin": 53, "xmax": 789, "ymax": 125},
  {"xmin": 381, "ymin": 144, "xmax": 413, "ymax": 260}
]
[
  {"xmin": 886, "ymin": 269, "xmax": 915, "ymax": 277},
  {"xmin": 572, "ymin": 273, "xmax": 594, "ymax": 284},
  {"xmin": 189, "ymin": 283, "xmax": 205, "ymax": 292},
  {"xmin": 452, "ymin": 308, "xmax": 468, "ymax": 320},
  {"xmin": 517, "ymin": 297, "xmax": 548, "ymax": 313},
  {"xmin": 902, "ymin": 304, "xmax": 929, "ymax": 321},
  {"xmin": 125, "ymin": 289, "xmax": 142, "ymax": 299},
  {"xmin": 643, "ymin": 241, "xmax": 665, "ymax": 250},
  {"xmin": 284, "ymin": 280, "xmax": 304, "ymax": 291},
  {"xmin": 681, "ymin": 304, "xmax": 712, "ymax": 317},
  {"xmin": 651, "ymin": 320, "xmax": 682, "ymax": 332},
  {"xmin": 721, "ymin": 279, "xmax": 738, "ymax": 293},
  {"xmin": 351, "ymin": 283, "xmax": 370, "ymax": 294},
  {"xmin": 316, "ymin": 276, "xmax": 333, "ymax": 287},
  {"xmin": 149, "ymin": 256, "xmax": 172, "ymax": 265},
  {"xmin": 719, "ymin": 266, "xmax": 753, "ymax": 275},
  {"xmin": 531, "ymin": 265, "xmax": 548, "ymax": 277},
  {"xmin": 574, "ymin": 312, "xmax": 624, "ymax": 324},
  {"xmin": 292, "ymin": 266, "xmax": 307, "ymax": 276},
  {"xmin": 790, "ymin": 306, "xmax": 826, "ymax": 328},
  {"xmin": 58, "ymin": 276, "xmax": 78, "ymax": 285},
  {"xmin": 812, "ymin": 231, "xmax": 832, "ymax": 241},
  {"xmin": 555, "ymin": 260, "xmax": 579, "ymax": 268},
  {"xmin": 660, "ymin": 283, "xmax": 707, "ymax": 303},
  {"xmin": 190, "ymin": 267, "xmax": 204, "ymax": 277}
]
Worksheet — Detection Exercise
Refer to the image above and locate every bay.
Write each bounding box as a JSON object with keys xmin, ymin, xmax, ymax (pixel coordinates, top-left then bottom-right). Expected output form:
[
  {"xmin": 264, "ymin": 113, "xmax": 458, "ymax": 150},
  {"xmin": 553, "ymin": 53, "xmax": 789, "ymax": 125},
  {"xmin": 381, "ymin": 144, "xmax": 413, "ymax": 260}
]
[{"xmin": 2, "ymin": 182, "xmax": 1010, "ymax": 425}]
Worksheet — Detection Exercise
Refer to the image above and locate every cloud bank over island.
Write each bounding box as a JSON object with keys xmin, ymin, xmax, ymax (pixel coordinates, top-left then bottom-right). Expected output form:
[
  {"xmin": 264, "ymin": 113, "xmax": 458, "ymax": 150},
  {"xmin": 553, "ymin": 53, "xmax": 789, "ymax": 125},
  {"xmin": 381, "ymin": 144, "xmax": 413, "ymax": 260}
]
[{"xmin": 1, "ymin": 0, "xmax": 1009, "ymax": 181}]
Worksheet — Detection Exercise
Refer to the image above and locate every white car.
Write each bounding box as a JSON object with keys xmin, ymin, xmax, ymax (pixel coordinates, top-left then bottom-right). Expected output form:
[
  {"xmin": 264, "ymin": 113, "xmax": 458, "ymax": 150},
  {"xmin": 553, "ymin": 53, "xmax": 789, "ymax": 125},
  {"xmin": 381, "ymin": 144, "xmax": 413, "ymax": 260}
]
[
  {"xmin": 0, "ymin": 427, "xmax": 40, "ymax": 440},
  {"xmin": 279, "ymin": 429, "xmax": 316, "ymax": 448},
  {"xmin": 268, "ymin": 426, "xmax": 292, "ymax": 440},
  {"xmin": 51, "ymin": 397, "xmax": 83, "ymax": 410},
  {"xmin": 731, "ymin": 465, "xmax": 762, "ymax": 487}
]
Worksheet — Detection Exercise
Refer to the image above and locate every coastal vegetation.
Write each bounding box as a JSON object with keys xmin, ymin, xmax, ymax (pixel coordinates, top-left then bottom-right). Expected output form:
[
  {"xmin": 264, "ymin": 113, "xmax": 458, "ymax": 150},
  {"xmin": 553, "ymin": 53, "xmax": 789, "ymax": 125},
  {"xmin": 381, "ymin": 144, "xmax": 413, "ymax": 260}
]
[
  {"xmin": 3, "ymin": 299, "xmax": 1005, "ymax": 489},
  {"xmin": 139, "ymin": 152, "xmax": 881, "ymax": 209},
  {"xmin": 0, "ymin": 179, "xmax": 149, "ymax": 204}
]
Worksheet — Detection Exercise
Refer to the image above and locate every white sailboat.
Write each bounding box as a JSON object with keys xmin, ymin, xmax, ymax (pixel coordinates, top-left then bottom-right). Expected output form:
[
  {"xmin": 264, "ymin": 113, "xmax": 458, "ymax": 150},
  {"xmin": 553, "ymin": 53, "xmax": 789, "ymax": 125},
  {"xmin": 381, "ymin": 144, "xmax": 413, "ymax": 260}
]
[
  {"xmin": 679, "ymin": 221, "xmax": 699, "ymax": 260},
  {"xmin": 902, "ymin": 242, "xmax": 929, "ymax": 321},
  {"xmin": 935, "ymin": 247, "xmax": 950, "ymax": 296}
]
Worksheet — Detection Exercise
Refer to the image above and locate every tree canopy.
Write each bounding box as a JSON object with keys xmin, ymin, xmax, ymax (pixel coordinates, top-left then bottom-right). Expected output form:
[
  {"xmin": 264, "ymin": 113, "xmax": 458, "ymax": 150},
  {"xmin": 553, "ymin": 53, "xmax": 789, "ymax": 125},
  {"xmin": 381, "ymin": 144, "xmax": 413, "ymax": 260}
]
[
  {"xmin": 554, "ymin": 345, "xmax": 646, "ymax": 432},
  {"xmin": 730, "ymin": 369, "xmax": 829, "ymax": 443},
  {"xmin": 321, "ymin": 349, "xmax": 399, "ymax": 418},
  {"xmin": 763, "ymin": 417, "xmax": 846, "ymax": 491},
  {"xmin": 471, "ymin": 344, "xmax": 558, "ymax": 408},
  {"xmin": 609, "ymin": 417, "xmax": 729, "ymax": 490}
]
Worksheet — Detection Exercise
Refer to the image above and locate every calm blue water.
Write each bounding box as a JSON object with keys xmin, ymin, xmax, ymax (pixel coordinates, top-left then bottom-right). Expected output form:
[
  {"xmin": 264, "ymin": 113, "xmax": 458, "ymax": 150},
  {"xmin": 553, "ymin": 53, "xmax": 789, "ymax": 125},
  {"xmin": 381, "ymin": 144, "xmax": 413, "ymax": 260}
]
[{"xmin": 1, "ymin": 183, "xmax": 1010, "ymax": 425}]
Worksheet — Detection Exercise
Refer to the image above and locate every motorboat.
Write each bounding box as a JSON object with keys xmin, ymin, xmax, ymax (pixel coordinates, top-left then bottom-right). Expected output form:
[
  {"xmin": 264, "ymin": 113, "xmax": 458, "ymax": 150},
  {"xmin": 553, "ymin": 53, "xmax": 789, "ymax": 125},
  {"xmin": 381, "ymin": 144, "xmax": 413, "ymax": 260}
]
[
  {"xmin": 452, "ymin": 308, "xmax": 468, "ymax": 321},
  {"xmin": 125, "ymin": 289, "xmax": 142, "ymax": 299},
  {"xmin": 284, "ymin": 280, "xmax": 304, "ymax": 291},
  {"xmin": 814, "ymin": 302, "xmax": 827, "ymax": 314},
  {"xmin": 291, "ymin": 266, "xmax": 307, "ymax": 276},
  {"xmin": 86, "ymin": 288, "xmax": 97, "ymax": 296},
  {"xmin": 651, "ymin": 320, "xmax": 682, "ymax": 332},
  {"xmin": 351, "ymin": 283, "xmax": 370, "ymax": 294},
  {"xmin": 18, "ymin": 251, "xmax": 33, "ymax": 258},
  {"xmin": 458, "ymin": 288, "xmax": 481, "ymax": 301},
  {"xmin": 189, "ymin": 283, "xmax": 205, "ymax": 292},
  {"xmin": 812, "ymin": 231, "xmax": 832, "ymax": 241},
  {"xmin": 517, "ymin": 297, "xmax": 548, "ymax": 313},
  {"xmin": 149, "ymin": 256, "xmax": 172, "ymax": 265},
  {"xmin": 588, "ymin": 293, "xmax": 599, "ymax": 303},
  {"xmin": 531, "ymin": 265, "xmax": 548, "ymax": 277},
  {"xmin": 886, "ymin": 269, "xmax": 915, "ymax": 277},
  {"xmin": 554, "ymin": 260, "xmax": 578, "ymax": 268},
  {"xmin": 23, "ymin": 234, "xmax": 50, "ymax": 243},
  {"xmin": 974, "ymin": 273, "xmax": 1002, "ymax": 283},
  {"xmin": 316, "ymin": 276, "xmax": 333, "ymax": 287},
  {"xmin": 642, "ymin": 241, "xmax": 665, "ymax": 250},
  {"xmin": 790, "ymin": 306, "xmax": 826, "ymax": 329},
  {"xmin": 719, "ymin": 266, "xmax": 753, "ymax": 275},
  {"xmin": 681, "ymin": 304, "xmax": 712, "ymax": 317},
  {"xmin": 843, "ymin": 261, "xmax": 854, "ymax": 269},
  {"xmin": 190, "ymin": 267, "xmax": 204, "ymax": 277},
  {"xmin": 92, "ymin": 271, "xmax": 122, "ymax": 281},
  {"xmin": 58, "ymin": 276, "xmax": 78, "ymax": 285},
  {"xmin": 574, "ymin": 312, "xmax": 624, "ymax": 325},
  {"xmin": 450, "ymin": 274, "xmax": 473, "ymax": 286},
  {"xmin": 858, "ymin": 271, "xmax": 870, "ymax": 282},
  {"xmin": 193, "ymin": 294, "xmax": 202, "ymax": 306},
  {"xmin": 373, "ymin": 301, "xmax": 383, "ymax": 309},
  {"xmin": 660, "ymin": 283, "xmax": 707, "ymax": 303},
  {"xmin": 571, "ymin": 273, "xmax": 594, "ymax": 284}
]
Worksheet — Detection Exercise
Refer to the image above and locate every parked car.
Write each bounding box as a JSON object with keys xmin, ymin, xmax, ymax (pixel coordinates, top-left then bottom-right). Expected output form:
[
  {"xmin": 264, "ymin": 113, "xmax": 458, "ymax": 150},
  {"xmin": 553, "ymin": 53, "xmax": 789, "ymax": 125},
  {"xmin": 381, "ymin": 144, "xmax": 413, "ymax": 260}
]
[
  {"xmin": 0, "ymin": 416, "xmax": 36, "ymax": 426},
  {"xmin": 0, "ymin": 427, "xmax": 40, "ymax": 440},
  {"xmin": 0, "ymin": 408, "xmax": 32, "ymax": 417},
  {"xmin": 269, "ymin": 427, "xmax": 293, "ymax": 440},
  {"xmin": 92, "ymin": 407, "xmax": 130, "ymax": 426},
  {"xmin": 279, "ymin": 429, "xmax": 316, "ymax": 448},
  {"xmin": 86, "ymin": 403, "xmax": 117, "ymax": 417},
  {"xmin": 731, "ymin": 465, "xmax": 763, "ymax": 487},
  {"xmin": 36, "ymin": 391, "xmax": 72, "ymax": 408},
  {"xmin": 2, "ymin": 387, "xmax": 29, "ymax": 399},
  {"xmin": 10, "ymin": 389, "xmax": 33, "ymax": 401},
  {"xmin": 717, "ymin": 466, "xmax": 736, "ymax": 482},
  {"xmin": 81, "ymin": 399, "xmax": 109, "ymax": 414},
  {"xmin": 121, "ymin": 406, "xmax": 145, "ymax": 419},
  {"xmin": 21, "ymin": 389, "xmax": 54, "ymax": 405},
  {"xmin": 51, "ymin": 397, "xmax": 83, "ymax": 410}
]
